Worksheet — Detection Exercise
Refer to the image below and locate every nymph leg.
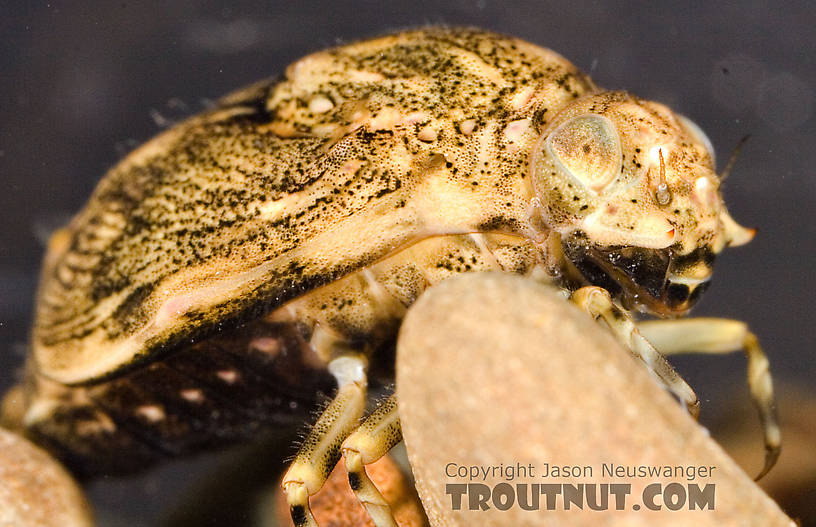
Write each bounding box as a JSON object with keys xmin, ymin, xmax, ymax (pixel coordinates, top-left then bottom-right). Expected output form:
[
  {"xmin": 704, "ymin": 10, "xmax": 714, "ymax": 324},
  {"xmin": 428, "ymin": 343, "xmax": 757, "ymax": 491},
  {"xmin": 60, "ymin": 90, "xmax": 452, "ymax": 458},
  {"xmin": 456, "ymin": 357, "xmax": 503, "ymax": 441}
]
[
  {"xmin": 282, "ymin": 353, "xmax": 368, "ymax": 527},
  {"xmin": 341, "ymin": 395, "xmax": 402, "ymax": 527},
  {"xmin": 638, "ymin": 318, "xmax": 780, "ymax": 479},
  {"xmin": 570, "ymin": 286, "xmax": 700, "ymax": 417}
]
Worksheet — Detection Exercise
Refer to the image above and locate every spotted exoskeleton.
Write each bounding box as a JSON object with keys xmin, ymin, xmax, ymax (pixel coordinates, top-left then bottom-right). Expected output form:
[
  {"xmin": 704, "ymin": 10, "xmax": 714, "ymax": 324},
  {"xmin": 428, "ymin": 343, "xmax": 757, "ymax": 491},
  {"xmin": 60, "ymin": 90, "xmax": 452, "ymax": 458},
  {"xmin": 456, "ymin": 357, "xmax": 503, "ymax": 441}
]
[{"xmin": 1, "ymin": 27, "xmax": 779, "ymax": 527}]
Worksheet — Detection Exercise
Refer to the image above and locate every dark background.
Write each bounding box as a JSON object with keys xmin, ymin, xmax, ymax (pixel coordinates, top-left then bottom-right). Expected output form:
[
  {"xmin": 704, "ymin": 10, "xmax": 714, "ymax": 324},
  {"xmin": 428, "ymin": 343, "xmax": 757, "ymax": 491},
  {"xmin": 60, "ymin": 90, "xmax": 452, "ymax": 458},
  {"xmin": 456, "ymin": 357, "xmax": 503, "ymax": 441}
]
[{"xmin": 1, "ymin": 1, "xmax": 813, "ymax": 525}]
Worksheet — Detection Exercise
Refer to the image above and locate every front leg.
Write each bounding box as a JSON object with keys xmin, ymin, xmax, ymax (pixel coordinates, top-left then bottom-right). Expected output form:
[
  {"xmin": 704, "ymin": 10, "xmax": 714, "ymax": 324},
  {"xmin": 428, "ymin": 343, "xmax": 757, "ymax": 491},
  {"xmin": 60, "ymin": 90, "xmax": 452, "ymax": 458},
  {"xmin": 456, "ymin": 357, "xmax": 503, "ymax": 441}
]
[
  {"xmin": 570, "ymin": 286, "xmax": 700, "ymax": 417},
  {"xmin": 638, "ymin": 318, "xmax": 780, "ymax": 479}
]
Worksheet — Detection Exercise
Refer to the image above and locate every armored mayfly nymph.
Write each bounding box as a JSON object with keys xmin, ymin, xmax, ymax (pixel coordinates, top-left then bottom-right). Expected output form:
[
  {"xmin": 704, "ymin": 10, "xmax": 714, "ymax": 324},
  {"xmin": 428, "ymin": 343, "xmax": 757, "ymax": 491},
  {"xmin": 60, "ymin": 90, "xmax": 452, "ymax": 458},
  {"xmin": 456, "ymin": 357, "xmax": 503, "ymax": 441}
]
[{"xmin": 1, "ymin": 27, "xmax": 779, "ymax": 527}]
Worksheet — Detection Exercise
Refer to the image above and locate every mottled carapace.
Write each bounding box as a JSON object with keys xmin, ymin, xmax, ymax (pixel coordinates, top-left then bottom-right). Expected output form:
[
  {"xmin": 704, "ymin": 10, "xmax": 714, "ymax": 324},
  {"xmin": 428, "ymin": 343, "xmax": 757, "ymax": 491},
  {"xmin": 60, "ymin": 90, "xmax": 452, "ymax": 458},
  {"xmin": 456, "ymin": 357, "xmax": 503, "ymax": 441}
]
[{"xmin": 0, "ymin": 30, "xmax": 776, "ymax": 519}]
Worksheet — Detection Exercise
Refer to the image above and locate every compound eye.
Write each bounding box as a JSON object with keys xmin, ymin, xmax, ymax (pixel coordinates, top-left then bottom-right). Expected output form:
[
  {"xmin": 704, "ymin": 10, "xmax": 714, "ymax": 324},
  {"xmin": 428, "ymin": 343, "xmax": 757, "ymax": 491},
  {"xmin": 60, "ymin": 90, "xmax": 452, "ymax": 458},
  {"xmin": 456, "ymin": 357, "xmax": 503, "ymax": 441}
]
[
  {"xmin": 546, "ymin": 114, "xmax": 621, "ymax": 193},
  {"xmin": 677, "ymin": 114, "xmax": 715, "ymax": 165}
]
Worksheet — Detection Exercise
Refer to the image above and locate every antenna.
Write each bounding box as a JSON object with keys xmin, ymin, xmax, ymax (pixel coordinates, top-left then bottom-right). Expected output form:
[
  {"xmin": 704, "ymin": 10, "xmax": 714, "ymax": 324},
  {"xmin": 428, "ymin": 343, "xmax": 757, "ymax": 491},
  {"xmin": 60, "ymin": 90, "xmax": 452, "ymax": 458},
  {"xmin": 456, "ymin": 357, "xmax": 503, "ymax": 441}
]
[
  {"xmin": 720, "ymin": 134, "xmax": 751, "ymax": 181},
  {"xmin": 655, "ymin": 148, "xmax": 672, "ymax": 205}
]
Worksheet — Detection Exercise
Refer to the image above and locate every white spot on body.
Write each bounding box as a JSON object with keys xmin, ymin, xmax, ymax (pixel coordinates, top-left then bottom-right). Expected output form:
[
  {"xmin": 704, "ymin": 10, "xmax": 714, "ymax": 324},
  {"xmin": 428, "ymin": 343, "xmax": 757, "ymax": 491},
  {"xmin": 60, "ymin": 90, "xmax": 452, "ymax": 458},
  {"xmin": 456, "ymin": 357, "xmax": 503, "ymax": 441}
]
[
  {"xmin": 369, "ymin": 107, "xmax": 403, "ymax": 130},
  {"xmin": 459, "ymin": 119, "xmax": 477, "ymax": 136},
  {"xmin": 180, "ymin": 389, "xmax": 205, "ymax": 403},
  {"xmin": 23, "ymin": 399, "xmax": 59, "ymax": 426},
  {"xmin": 311, "ymin": 123, "xmax": 339, "ymax": 137},
  {"xmin": 403, "ymin": 111, "xmax": 430, "ymax": 125},
  {"xmin": 692, "ymin": 176, "xmax": 716, "ymax": 206},
  {"xmin": 308, "ymin": 95, "xmax": 334, "ymax": 114},
  {"xmin": 155, "ymin": 295, "xmax": 196, "ymax": 325},
  {"xmin": 417, "ymin": 125, "xmax": 438, "ymax": 142},
  {"xmin": 56, "ymin": 265, "xmax": 75, "ymax": 285},
  {"xmin": 504, "ymin": 119, "xmax": 533, "ymax": 144},
  {"xmin": 509, "ymin": 86, "xmax": 536, "ymax": 110},
  {"xmin": 258, "ymin": 199, "xmax": 288, "ymax": 218},
  {"xmin": 249, "ymin": 337, "xmax": 281, "ymax": 356},
  {"xmin": 257, "ymin": 187, "xmax": 320, "ymax": 221},
  {"xmin": 136, "ymin": 405, "xmax": 166, "ymax": 423},
  {"xmin": 217, "ymin": 370, "xmax": 240, "ymax": 384},
  {"xmin": 348, "ymin": 70, "xmax": 385, "ymax": 82},
  {"xmin": 667, "ymin": 270, "xmax": 711, "ymax": 286}
]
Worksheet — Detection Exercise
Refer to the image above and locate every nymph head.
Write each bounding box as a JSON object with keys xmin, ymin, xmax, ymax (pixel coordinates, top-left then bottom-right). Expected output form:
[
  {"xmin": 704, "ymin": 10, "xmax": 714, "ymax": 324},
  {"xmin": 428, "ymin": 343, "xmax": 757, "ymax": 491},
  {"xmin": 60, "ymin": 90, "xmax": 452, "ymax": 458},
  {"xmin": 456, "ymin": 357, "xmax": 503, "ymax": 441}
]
[{"xmin": 530, "ymin": 91, "xmax": 754, "ymax": 316}]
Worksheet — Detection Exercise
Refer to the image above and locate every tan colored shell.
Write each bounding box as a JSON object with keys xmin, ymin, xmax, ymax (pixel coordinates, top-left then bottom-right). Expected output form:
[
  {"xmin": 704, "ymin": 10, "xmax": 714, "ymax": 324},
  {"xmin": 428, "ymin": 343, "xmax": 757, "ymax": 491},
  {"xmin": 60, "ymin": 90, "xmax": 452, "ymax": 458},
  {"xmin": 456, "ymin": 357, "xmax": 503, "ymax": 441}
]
[{"xmin": 33, "ymin": 27, "xmax": 595, "ymax": 384}]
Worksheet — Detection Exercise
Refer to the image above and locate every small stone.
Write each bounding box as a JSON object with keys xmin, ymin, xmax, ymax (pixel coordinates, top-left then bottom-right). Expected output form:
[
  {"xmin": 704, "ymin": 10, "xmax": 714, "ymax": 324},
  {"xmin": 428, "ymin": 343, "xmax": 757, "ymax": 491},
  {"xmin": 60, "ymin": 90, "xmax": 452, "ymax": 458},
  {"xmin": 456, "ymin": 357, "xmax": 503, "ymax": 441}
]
[
  {"xmin": 0, "ymin": 427, "xmax": 94, "ymax": 527},
  {"xmin": 396, "ymin": 273, "xmax": 794, "ymax": 526}
]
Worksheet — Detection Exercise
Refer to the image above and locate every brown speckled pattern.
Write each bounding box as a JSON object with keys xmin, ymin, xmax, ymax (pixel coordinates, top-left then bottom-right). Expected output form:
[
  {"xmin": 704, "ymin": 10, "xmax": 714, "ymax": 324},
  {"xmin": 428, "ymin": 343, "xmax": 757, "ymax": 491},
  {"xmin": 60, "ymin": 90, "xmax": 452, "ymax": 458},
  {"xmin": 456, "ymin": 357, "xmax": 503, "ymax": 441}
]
[
  {"xmin": 33, "ymin": 27, "xmax": 593, "ymax": 384},
  {"xmin": 12, "ymin": 27, "xmax": 745, "ymax": 476}
]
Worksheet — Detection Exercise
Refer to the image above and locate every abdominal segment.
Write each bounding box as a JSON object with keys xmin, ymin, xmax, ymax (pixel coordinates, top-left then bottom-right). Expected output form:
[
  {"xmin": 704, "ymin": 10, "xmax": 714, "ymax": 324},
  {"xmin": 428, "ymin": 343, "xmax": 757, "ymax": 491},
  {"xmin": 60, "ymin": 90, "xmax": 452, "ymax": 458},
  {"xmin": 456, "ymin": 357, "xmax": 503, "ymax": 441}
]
[{"xmin": 23, "ymin": 320, "xmax": 335, "ymax": 477}]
